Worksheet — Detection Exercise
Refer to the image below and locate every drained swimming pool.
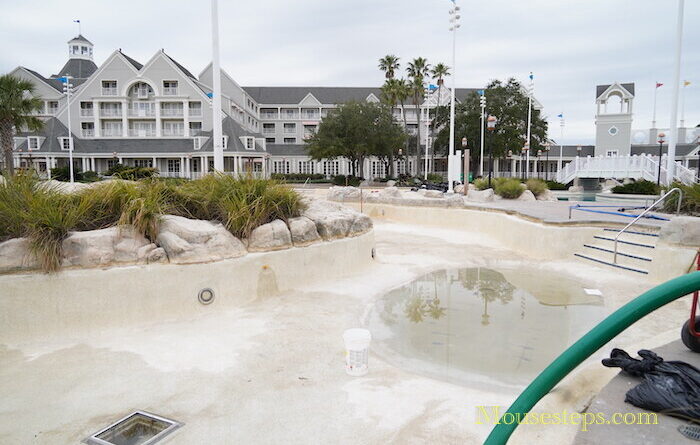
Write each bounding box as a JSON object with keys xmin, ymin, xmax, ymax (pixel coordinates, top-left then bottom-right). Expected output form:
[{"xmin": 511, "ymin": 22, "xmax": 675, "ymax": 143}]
[{"xmin": 368, "ymin": 266, "xmax": 608, "ymax": 390}]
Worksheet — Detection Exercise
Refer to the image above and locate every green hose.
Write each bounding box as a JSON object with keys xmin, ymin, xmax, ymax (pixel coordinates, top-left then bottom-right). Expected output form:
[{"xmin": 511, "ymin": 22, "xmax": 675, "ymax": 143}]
[{"xmin": 484, "ymin": 271, "xmax": 700, "ymax": 445}]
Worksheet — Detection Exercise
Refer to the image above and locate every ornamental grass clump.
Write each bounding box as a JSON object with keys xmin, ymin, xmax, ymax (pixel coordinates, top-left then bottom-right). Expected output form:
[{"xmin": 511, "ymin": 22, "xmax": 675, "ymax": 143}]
[
  {"xmin": 526, "ymin": 178, "xmax": 548, "ymax": 197},
  {"xmin": 495, "ymin": 178, "xmax": 525, "ymax": 199}
]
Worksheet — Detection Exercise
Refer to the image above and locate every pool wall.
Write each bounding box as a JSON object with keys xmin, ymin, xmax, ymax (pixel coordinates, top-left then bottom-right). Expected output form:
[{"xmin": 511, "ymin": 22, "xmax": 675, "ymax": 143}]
[
  {"xmin": 0, "ymin": 231, "xmax": 375, "ymax": 344},
  {"xmin": 357, "ymin": 203, "xmax": 695, "ymax": 283}
]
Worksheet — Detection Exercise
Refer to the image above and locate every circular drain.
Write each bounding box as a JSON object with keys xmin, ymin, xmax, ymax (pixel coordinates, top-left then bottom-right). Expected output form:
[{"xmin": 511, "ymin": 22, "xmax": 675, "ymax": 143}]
[{"xmin": 198, "ymin": 288, "xmax": 215, "ymax": 305}]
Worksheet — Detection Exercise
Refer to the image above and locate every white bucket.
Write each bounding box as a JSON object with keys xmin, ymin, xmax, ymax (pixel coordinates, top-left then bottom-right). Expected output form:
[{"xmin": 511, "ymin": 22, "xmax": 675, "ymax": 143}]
[{"xmin": 343, "ymin": 328, "xmax": 372, "ymax": 376}]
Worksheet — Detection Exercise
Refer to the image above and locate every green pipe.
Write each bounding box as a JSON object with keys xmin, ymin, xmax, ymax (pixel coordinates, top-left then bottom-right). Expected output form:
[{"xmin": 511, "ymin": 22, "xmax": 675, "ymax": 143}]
[{"xmin": 484, "ymin": 271, "xmax": 700, "ymax": 445}]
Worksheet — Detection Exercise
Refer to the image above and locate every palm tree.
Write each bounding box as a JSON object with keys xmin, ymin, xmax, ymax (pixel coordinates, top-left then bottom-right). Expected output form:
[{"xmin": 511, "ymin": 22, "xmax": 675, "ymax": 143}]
[
  {"xmin": 378, "ymin": 55, "xmax": 400, "ymax": 79},
  {"xmin": 406, "ymin": 58, "xmax": 430, "ymax": 176},
  {"xmin": 430, "ymin": 63, "xmax": 450, "ymax": 173},
  {"xmin": 0, "ymin": 75, "xmax": 44, "ymax": 176}
]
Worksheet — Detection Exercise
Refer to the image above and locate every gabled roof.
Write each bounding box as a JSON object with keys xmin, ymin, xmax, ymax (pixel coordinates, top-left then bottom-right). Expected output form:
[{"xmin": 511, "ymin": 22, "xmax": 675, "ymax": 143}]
[
  {"xmin": 15, "ymin": 117, "xmax": 82, "ymax": 153},
  {"xmin": 22, "ymin": 67, "xmax": 65, "ymax": 92},
  {"xmin": 119, "ymin": 51, "xmax": 143, "ymax": 70},
  {"xmin": 68, "ymin": 34, "xmax": 93, "ymax": 45},
  {"xmin": 51, "ymin": 58, "xmax": 98, "ymax": 79},
  {"xmin": 596, "ymin": 83, "xmax": 635, "ymax": 99},
  {"xmin": 200, "ymin": 115, "xmax": 266, "ymax": 153},
  {"xmin": 162, "ymin": 52, "xmax": 196, "ymax": 79}
]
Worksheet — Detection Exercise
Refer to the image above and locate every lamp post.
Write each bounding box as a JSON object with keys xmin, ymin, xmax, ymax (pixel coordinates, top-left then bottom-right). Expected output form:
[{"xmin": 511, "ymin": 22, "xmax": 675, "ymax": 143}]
[
  {"xmin": 543, "ymin": 143, "xmax": 550, "ymax": 181},
  {"xmin": 447, "ymin": 1, "xmax": 461, "ymax": 193},
  {"xmin": 521, "ymin": 142, "xmax": 529, "ymax": 181},
  {"xmin": 461, "ymin": 136, "xmax": 469, "ymax": 189},
  {"xmin": 61, "ymin": 76, "xmax": 75, "ymax": 183},
  {"xmin": 479, "ymin": 92, "xmax": 486, "ymax": 176},
  {"xmin": 657, "ymin": 132, "xmax": 665, "ymax": 186},
  {"xmin": 487, "ymin": 115, "xmax": 497, "ymax": 188},
  {"xmin": 507, "ymin": 149, "xmax": 513, "ymax": 177}
]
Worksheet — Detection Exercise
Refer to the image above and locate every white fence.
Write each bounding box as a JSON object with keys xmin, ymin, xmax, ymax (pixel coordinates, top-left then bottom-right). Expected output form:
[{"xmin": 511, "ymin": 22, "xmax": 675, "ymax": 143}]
[{"xmin": 556, "ymin": 154, "xmax": 698, "ymax": 185}]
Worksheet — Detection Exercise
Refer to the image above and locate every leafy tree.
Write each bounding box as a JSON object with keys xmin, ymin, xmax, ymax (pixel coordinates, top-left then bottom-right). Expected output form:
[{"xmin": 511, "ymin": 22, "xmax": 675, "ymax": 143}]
[
  {"xmin": 378, "ymin": 55, "xmax": 401, "ymax": 79},
  {"xmin": 306, "ymin": 101, "xmax": 405, "ymax": 179},
  {"xmin": 406, "ymin": 57, "xmax": 430, "ymax": 175},
  {"xmin": 0, "ymin": 75, "xmax": 44, "ymax": 176},
  {"xmin": 432, "ymin": 77, "xmax": 548, "ymax": 178}
]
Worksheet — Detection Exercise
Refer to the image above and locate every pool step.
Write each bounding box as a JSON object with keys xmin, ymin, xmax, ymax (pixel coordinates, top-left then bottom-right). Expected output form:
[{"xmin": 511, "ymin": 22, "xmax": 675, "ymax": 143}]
[
  {"xmin": 582, "ymin": 244, "xmax": 653, "ymax": 262},
  {"xmin": 592, "ymin": 235, "xmax": 655, "ymax": 249},
  {"xmin": 602, "ymin": 228, "xmax": 659, "ymax": 238},
  {"xmin": 573, "ymin": 253, "xmax": 649, "ymax": 274}
]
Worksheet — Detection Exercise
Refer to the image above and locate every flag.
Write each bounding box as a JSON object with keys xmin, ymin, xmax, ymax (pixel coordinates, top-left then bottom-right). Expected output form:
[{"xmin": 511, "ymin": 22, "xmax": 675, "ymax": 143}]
[
  {"xmin": 656, "ymin": 82, "xmax": 663, "ymax": 88},
  {"xmin": 529, "ymin": 72, "xmax": 534, "ymax": 81},
  {"xmin": 428, "ymin": 84, "xmax": 438, "ymax": 91},
  {"xmin": 557, "ymin": 113, "xmax": 563, "ymax": 118},
  {"xmin": 73, "ymin": 19, "xmax": 80, "ymax": 23},
  {"xmin": 206, "ymin": 92, "xmax": 214, "ymax": 98},
  {"xmin": 57, "ymin": 77, "xmax": 68, "ymax": 83},
  {"xmin": 477, "ymin": 89, "xmax": 484, "ymax": 96},
  {"xmin": 684, "ymin": 80, "xmax": 691, "ymax": 87}
]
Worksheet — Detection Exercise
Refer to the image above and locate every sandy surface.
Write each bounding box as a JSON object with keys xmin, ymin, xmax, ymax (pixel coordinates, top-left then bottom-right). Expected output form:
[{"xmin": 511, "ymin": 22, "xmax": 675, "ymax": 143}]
[{"xmin": 0, "ymin": 220, "xmax": 691, "ymax": 444}]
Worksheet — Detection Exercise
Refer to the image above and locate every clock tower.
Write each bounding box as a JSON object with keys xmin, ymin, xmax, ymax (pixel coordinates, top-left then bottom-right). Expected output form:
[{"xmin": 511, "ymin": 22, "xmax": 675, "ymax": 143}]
[{"xmin": 594, "ymin": 82, "xmax": 634, "ymax": 157}]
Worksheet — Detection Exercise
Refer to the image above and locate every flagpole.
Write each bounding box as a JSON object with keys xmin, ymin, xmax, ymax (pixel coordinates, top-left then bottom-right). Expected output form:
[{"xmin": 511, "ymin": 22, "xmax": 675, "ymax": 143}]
[
  {"xmin": 652, "ymin": 81, "xmax": 658, "ymax": 129},
  {"xmin": 666, "ymin": 0, "xmax": 685, "ymax": 185},
  {"xmin": 525, "ymin": 72, "xmax": 533, "ymax": 179},
  {"xmin": 210, "ymin": 0, "xmax": 224, "ymax": 172},
  {"xmin": 680, "ymin": 81, "xmax": 687, "ymax": 128},
  {"xmin": 558, "ymin": 115, "xmax": 564, "ymax": 174}
]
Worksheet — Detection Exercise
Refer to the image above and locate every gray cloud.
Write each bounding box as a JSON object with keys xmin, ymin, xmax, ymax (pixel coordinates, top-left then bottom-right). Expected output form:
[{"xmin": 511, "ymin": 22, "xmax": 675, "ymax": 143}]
[{"xmin": 1, "ymin": 0, "xmax": 697, "ymax": 144}]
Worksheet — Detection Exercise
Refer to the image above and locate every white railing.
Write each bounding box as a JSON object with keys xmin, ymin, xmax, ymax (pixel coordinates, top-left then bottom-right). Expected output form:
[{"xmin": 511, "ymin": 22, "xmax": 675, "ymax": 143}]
[
  {"xmin": 261, "ymin": 112, "xmax": 278, "ymax": 119},
  {"xmin": 556, "ymin": 154, "xmax": 698, "ymax": 185},
  {"xmin": 128, "ymin": 129, "xmax": 157, "ymax": 137},
  {"xmin": 81, "ymin": 129, "xmax": 94, "ymax": 138},
  {"xmin": 80, "ymin": 109, "xmax": 93, "ymax": 117},
  {"xmin": 161, "ymin": 108, "xmax": 183, "ymax": 117},
  {"xmin": 100, "ymin": 108, "xmax": 122, "ymax": 117},
  {"xmin": 163, "ymin": 87, "xmax": 179, "ymax": 96},
  {"xmin": 189, "ymin": 108, "xmax": 202, "ymax": 117},
  {"xmin": 162, "ymin": 129, "xmax": 184, "ymax": 137},
  {"xmin": 101, "ymin": 128, "xmax": 122, "ymax": 137},
  {"xmin": 102, "ymin": 87, "xmax": 118, "ymax": 96}
]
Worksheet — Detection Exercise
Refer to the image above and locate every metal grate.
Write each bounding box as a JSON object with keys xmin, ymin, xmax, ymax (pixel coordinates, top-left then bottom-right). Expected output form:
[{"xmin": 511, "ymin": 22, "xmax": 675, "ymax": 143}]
[
  {"xmin": 679, "ymin": 423, "xmax": 700, "ymax": 441},
  {"xmin": 83, "ymin": 411, "xmax": 182, "ymax": 445}
]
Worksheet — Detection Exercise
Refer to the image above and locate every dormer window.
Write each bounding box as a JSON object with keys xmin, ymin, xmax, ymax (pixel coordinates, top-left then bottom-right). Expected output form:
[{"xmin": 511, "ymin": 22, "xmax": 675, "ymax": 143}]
[
  {"xmin": 47, "ymin": 101, "xmax": 59, "ymax": 115},
  {"xmin": 240, "ymin": 136, "xmax": 255, "ymax": 151},
  {"xmin": 102, "ymin": 81, "xmax": 117, "ymax": 96},
  {"xmin": 27, "ymin": 137, "xmax": 40, "ymax": 151},
  {"xmin": 163, "ymin": 81, "xmax": 178, "ymax": 96}
]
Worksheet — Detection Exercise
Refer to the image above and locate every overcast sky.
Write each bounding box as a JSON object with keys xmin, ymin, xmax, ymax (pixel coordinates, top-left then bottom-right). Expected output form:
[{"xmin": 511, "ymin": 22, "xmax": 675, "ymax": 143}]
[{"xmin": 1, "ymin": 0, "xmax": 697, "ymax": 144}]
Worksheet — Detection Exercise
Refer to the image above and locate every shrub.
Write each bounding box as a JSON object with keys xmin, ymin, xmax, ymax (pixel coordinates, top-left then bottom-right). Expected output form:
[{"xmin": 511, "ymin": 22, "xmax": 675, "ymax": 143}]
[
  {"xmin": 611, "ymin": 180, "xmax": 660, "ymax": 195},
  {"xmin": 270, "ymin": 173, "xmax": 327, "ymax": 183},
  {"xmin": 51, "ymin": 166, "xmax": 82, "ymax": 182},
  {"xmin": 545, "ymin": 180, "xmax": 568, "ymax": 191},
  {"xmin": 495, "ymin": 178, "xmax": 525, "ymax": 199},
  {"xmin": 663, "ymin": 182, "xmax": 700, "ymax": 216},
  {"xmin": 426, "ymin": 173, "xmax": 444, "ymax": 183},
  {"xmin": 0, "ymin": 174, "xmax": 303, "ymax": 272},
  {"xmin": 332, "ymin": 175, "xmax": 363, "ymax": 187},
  {"xmin": 526, "ymin": 178, "xmax": 548, "ymax": 197}
]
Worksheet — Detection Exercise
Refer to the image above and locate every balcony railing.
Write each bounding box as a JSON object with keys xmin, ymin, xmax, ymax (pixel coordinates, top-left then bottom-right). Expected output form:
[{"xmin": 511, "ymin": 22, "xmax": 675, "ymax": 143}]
[
  {"xmin": 128, "ymin": 107, "xmax": 156, "ymax": 117},
  {"xmin": 161, "ymin": 108, "xmax": 184, "ymax": 117},
  {"xmin": 80, "ymin": 109, "xmax": 94, "ymax": 117},
  {"xmin": 163, "ymin": 87, "xmax": 179, "ymax": 96},
  {"xmin": 100, "ymin": 108, "xmax": 122, "ymax": 117},
  {"xmin": 260, "ymin": 112, "xmax": 278, "ymax": 119},
  {"xmin": 128, "ymin": 129, "xmax": 157, "ymax": 137},
  {"xmin": 189, "ymin": 108, "xmax": 202, "ymax": 117},
  {"xmin": 281, "ymin": 112, "xmax": 299, "ymax": 119},
  {"xmin": 101, "ymin": 128, "xmax": 122, "ymax": 137},
  {"xmin": 81, "ymin": 129, "xmax": 94, "ymax": 138},
  {"xmin": 263, "ymin": 128, "xmax": 276, "ymax": 134},
  {"xmin": 283, "ymin": 128, "xmax": 296, "ymax": 134},
  {"xmin": 102, "ymin": 87, "xmax": 118, "ymax": 96},
  {"xmin": 162, "ymin": 129, "xmax": 184, "ymax": 137},
  {"xmin": 302, "ymin": 111, "xmax": 319, "ymax": 120}
]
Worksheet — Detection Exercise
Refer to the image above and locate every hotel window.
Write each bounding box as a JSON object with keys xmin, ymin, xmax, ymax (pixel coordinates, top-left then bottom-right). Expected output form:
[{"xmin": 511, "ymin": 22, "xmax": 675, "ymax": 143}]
[
  {"xmin": 101, "ymin": 121, "xmax": 123, "ymax": 137},
  {"xmin": 188, "ymin": 101, "xmax": 202, "ymax": 116},
  {"xmin": 27, "ymin": 137, "xmax": 40, "ymax": 150},
  {"xmin": 302, "ymin": 109, "xmax": 319, "ymax": 119},
  {"xmin": 284, "ymin": 138, "xmax": 296, "ymax": 144},
  {"xmin": 245, "ymin": 137, "xmax": 255, "ymax": 150},
  {"xmin": 189, "ymin": 122, "xmax": 202, "ymax": 136},
  {"xmin": 100, "ymin": 102, "xmax": 122, "ymax": 117},
  {"xmin": 303, "ymin": 125, "xmax": 317, "ymax": 138},
  {"xmin": 371, "ymin": 160, "xmax": 386, "ymax": 178},
  {"xmin": 162, "ymin": 121, "xmax": 184, "ymax": 137},
  {"xmin": 102, "ymin": 80, "xmax": 117, "ymax": 96},
  {"xmin": 606, "ymin": 150, "xmax": 618, "ymax": 157},
  {"xmin": 263, "ymin": 123, "xmax": 275, "ymax": 134},
  {"xmin": 80, "ymin": 101, "xmax": 93, "ymax": 117},
  {"xmin": 191, "ymin": 158, "xmax": 200, "ymax": 173},
  {"xmin": 81, "ymin": 122, "xmax": 94, "ymax": 137},
  {"xmin": 273, "ymin": 160, "xmax": 290, "ymax": 174},
  {"xmin": 282, "ymin": 108, "xmax": 298, "ymax": 119},
  {"xmin": 322, "ymin": 160, "xmax": 339, "ymax": 176},
  {"xmin": 265, "ymin": 137, "xmax": 275, "ymax": 144},
  {"xmin": 59, "ymin": 137, "xmax": 70, "ymax": 151},
  {"xmin": 161, "ymin": 102, "xmax": 183, "ymax": 117},
  {"xmin": 163, "ymin": 81, "xmax": 178, "ymax": 96},
  {"xmin": 167, "ymin": 159, "xmax": 181, "ymax": 173},
  {"xmin": 298, "ymin": 161, "xmax": 315, "ymax": 174},
  {"xmin": 107, "ymin": 159, "xmax": 117, "ymax": 169},
  {"xmin": 47, "ymin": 101, "xmax": 59, "ymax": 115},
  {"xmin": 134, "ymin": 159, "xmax": 153, "ymax": 168},
  {"xmin": 283, "ymin": 123, "xmax": 296, "ymax": 134}
]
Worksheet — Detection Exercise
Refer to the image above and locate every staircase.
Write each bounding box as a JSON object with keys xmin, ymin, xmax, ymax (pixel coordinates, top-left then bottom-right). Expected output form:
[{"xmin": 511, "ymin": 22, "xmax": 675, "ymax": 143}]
[{"xmin": 574, "ymin": 227, "xmax": 659, "ymax": 274}]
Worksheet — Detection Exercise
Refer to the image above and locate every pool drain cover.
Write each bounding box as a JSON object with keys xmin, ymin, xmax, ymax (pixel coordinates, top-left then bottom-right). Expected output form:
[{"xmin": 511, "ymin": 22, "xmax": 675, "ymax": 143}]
[
  {"xmin": 679, "ymin": 423, "xmax": 700, "ymax": 441},
  {"xmin": 83, "ymin": 411, "xmax": 182, "ymax": 445}
]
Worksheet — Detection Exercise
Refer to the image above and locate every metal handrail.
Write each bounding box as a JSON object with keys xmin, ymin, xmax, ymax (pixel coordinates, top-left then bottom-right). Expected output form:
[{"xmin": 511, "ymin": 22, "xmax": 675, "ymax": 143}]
[{"xmin": 613, "ymin": 187, "xmax": 682, "ymax": 263}]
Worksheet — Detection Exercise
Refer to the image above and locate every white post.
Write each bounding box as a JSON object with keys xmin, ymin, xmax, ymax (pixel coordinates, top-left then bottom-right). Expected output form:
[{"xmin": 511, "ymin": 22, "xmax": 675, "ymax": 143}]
[
  {"xmin": 479, "ymin": 104, "xmax": 485, "ymax": 176},
  {"xmin": 680, "ymin": 80, "xmax": 687, "ymax": 128},
  {"xmin": 423, "ymin": 106, "xmax": 429, "ymax": 180},
  {"xmin": 666, "ymin": 0, "xmax": 684, "ymax": 185},
  {"xmin": 558, "ymin": 116, "xmax": 564, "ymax": 174},
  {"xmin": 210, "ymin": 0, "xmax": 224, "ymax": 172},
  {"xmin": 525, "ymin": 72, "xmax": 533, "ymax": 179},
  {"xmin": 652, "ymin": 82, "xmax": 659, "ymax": 128},
  {"xmin": 63, "ymin": 77, "xmax": 75, "ymax": 183},
  {"xmin": 447, "ymin": 5, "xmax": 459, "ymax": 192}
]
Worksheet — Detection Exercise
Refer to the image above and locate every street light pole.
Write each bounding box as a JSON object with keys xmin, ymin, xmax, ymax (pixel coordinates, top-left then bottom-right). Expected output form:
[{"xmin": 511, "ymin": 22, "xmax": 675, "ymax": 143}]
[
  {"xmin": 479, "ymin": 92, "xmax": 486, "ymax": 176},
  {"xmin": 666, "ymin": 0, "xmax": 685, "ymax": 185},
  {"xmin": 657, "ymin": 132, "xmax": 665, "ymax": 186},
  {"xmin": 61, "ymin": 76, "xmax": 75, "ymax": 183},
  {"xmin": 487, "ymin": 115, "xmax": 497, "ymax": 188},
  {"xmin": 461, "ymin": 137, "xmax": 469, "ymax": 191},
  {"xmin": 447, "ymin": 2, "xmax": 461, "ymax": 192},
  {"xmin": 544, "ymin": 143, "xmax": 550, "ymax": 181},
  {"xmin": 525, "ymin": 72, "xmax": 534, "ymax": 179},
  {"xmin": 210, "ymin": 0, "xmax": 224, "ymax": 172},
  {"xmin": 558, "ymin": 115, "xmax": 564, "ymax": 175}
]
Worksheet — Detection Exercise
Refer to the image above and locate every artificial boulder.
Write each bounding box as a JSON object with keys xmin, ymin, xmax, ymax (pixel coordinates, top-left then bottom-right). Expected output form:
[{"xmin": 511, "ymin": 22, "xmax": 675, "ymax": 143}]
[
  {"xmin": 288, "ymin": 216, "xmax": 322, "ymax": 247},
  {"xmin": 386, "ymin": 180, "xmax": 396, "ymax": 187},
  {"xmin": 659, "ymin": 216, "xmax": 700, "ymax": 247},
  {"xmin": 454, "ymin": 184, "xmax": 465, "ymax": 194},
  {"xmin": 302, "ymin": 199, "xmax": 373, "ymax": 240},
  {"xmin": 327, "ymin": 186, "xmax": 361, "ymax": 202},
  {"xmin": 0, "ymin": 238, "xmax": 38, "ymax": 273},
  {"xmin": 248, "ymin": 219, "xmax": 293, "ymax": 252},
  {"xmin": 62, "ymin": 226, "xmax": 154, "ymax": 268},
  {"xmin": 156, "ymin": 215, "xmax": 246, "ymax": 264},
  {"xmin": 536, "ymin": 189, "xmax": 558, "ymax": 202},
  {"xmin": 517, "ymin": 190, "xmax": 537, "ymax": 201},
  {"xmin": 466, "ymin": 188, "xmax": 495, "ymax": 203}
]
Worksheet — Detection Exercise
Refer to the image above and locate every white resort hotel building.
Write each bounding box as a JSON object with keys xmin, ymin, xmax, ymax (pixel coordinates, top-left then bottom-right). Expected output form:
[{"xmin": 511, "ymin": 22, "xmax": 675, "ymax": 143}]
[{"xmin": 8, "ymin": 34, "xmax": 700, "ymax": 183}]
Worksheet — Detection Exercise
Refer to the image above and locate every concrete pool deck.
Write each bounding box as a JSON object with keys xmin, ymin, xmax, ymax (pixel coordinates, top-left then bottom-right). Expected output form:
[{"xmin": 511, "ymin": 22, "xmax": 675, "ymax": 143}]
[{"xmin": 0, "ymin": 220, "xmax": 693, "ymax": 444}]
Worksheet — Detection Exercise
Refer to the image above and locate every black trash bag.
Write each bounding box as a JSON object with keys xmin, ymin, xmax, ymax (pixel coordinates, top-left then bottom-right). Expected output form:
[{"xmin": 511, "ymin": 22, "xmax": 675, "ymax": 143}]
[{"xmin": 602, "ymin": 348, "xmax": 700, "ymax": 422}]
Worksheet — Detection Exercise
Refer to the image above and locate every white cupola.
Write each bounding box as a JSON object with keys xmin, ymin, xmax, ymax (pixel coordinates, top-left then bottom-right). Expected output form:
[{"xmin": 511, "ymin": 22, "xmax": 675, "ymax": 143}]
[{"xmin": 68, "ymin": 35, "xmax": 94, "ymax": 61}]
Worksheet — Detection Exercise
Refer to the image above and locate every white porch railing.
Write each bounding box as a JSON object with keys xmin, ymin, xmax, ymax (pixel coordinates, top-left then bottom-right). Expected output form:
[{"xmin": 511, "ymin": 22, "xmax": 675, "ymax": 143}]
[{"xmin": 556, "ymin": 154, "xmax": 698, "ymax": 185}]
